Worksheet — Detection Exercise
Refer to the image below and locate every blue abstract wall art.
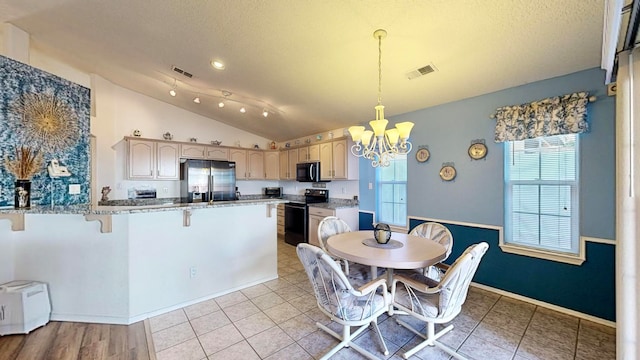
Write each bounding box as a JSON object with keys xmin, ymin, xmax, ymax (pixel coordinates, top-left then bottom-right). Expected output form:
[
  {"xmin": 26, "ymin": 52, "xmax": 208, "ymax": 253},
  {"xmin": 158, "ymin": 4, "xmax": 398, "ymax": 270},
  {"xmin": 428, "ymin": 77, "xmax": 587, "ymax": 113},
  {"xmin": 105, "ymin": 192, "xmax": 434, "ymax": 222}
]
[{"xmin": 0, "ymin": 55, "xmax": 90, "ymax": 206}]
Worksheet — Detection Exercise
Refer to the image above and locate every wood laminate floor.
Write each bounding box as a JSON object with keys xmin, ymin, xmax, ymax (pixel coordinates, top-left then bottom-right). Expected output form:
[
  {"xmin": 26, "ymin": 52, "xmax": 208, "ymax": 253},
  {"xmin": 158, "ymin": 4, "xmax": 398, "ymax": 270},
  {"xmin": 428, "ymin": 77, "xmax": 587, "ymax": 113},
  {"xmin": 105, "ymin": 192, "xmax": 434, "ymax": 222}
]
[{"xmin": 0, "ymin": 320, "xmax": 152, "ymax": 360}]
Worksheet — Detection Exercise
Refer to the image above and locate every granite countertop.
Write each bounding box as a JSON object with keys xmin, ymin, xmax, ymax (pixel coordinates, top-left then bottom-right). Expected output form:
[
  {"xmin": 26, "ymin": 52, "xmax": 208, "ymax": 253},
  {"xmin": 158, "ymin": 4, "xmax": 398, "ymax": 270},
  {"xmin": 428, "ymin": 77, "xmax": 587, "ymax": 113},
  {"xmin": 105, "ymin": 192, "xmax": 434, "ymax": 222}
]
[
  {"xmin": 0, "ymin": 194, "xmax": 358, "ymax": 215},
  {"xmin": 308, "ymin": 202, "xmax": 359, "ymax": 210},
  {"xmin": 0, "ymin": 198, "xmax": 288, "ymax": 215}
]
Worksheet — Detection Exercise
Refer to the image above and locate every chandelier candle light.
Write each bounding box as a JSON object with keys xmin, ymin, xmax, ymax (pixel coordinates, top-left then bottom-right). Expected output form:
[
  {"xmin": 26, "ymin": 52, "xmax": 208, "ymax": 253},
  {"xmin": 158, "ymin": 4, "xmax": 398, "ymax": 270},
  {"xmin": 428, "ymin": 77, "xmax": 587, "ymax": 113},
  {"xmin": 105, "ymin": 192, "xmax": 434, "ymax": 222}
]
[{"xmin": 348, "ymin": 29, "xmax": 414, "ymax": 167}]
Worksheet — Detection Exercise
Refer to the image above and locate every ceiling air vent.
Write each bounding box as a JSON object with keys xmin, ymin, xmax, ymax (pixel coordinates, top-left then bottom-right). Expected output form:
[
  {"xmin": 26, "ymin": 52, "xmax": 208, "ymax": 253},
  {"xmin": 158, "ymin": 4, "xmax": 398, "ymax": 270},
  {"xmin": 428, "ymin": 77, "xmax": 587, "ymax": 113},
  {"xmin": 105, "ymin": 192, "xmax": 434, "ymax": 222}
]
[
  {"xmin": 172, "ymin": 65, "xmax": 193, "ymax": 78},
  {"xmin": 406, "ymin": 63, "xmax": 437, "ymax": 80}
]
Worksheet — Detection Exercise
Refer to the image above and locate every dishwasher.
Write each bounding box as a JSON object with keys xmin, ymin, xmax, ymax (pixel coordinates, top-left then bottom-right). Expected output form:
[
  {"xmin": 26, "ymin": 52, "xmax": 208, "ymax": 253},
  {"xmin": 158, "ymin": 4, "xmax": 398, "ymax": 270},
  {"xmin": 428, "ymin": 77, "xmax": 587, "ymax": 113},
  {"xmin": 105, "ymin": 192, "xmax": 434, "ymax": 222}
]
[{"xmin": 284, "ymin": 202, "xmax": 307, "ymax": 246}]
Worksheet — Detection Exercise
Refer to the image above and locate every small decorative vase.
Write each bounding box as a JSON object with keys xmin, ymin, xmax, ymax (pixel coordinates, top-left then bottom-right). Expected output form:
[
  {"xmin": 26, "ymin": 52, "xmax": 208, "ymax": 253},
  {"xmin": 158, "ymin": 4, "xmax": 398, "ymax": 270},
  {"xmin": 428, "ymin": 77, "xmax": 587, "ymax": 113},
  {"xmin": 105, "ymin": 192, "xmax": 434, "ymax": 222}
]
[
  {"xmin": 14, "ymin": 179, "xmax": 31, "ymax": 209},
  {"xmin": 374, "ymin": 223, "xmax": 392, "ymax": 244}
]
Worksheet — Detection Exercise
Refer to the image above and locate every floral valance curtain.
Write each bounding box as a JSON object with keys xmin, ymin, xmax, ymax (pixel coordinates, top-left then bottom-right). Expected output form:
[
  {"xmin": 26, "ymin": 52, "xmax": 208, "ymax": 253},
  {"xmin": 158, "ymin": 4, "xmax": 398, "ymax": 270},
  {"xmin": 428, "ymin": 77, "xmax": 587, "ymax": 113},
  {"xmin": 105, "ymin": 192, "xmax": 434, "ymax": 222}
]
[{"xmin": 493, "ymin": 92, "xmax": 590, "ymax": 143}]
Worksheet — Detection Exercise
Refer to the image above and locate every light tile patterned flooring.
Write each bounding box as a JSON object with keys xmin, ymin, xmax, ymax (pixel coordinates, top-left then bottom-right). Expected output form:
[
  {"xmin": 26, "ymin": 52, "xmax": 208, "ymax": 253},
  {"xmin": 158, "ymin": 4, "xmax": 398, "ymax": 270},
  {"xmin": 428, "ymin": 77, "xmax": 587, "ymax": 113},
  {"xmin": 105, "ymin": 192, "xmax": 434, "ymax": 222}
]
[{"xmin": 150, "ymin": 238, "xmax": 616, "ymax": 360}]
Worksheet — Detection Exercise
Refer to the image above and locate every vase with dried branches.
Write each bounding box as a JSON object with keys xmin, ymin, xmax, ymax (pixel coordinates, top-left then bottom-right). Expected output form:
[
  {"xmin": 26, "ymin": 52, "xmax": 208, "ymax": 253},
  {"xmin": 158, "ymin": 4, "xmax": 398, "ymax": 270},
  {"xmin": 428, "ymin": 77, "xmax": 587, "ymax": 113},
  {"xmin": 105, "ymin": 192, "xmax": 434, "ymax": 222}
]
[{"xmin": 4, "ymin": 146, "xmax": 43, "ymax": 209}]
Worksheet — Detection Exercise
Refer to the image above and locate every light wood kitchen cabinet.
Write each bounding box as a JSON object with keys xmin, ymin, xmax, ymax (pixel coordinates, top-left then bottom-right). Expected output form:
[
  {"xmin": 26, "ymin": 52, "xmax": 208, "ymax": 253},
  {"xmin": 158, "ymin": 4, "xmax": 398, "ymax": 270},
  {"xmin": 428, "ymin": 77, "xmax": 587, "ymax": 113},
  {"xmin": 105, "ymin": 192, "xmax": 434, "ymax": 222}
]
[
  {"xmin": 247, "ymin": 150, "xmax": 265, "ymax": 179},
  {"xmin": 279, "ymin": 148, "xmax": 298, "ymax": 180},
  {"xmin": 127, "ymin": 139, "xmax": 179, "ymax": 180},
  {"xmin": 308, "ymin": 206, "xmax": 359, "ymax": 247},
  {"xmin": 320, "ymin": 142, "xmax": 333, "ymax": 179},
  {"xmin": 230, "ymin": 149, "xmax": 264, "ymax": 179},
  {"xmin": 180, "ymin": 144, "xmax": 206, "ymax": 158},
  {"xmin": 316, "ymin": 139, "xmax": 358, "ymax": 180},
  {"xmin": 298, "ymin": 144, "xmax": 320, "ymax": 162},
  {"xmin": 229, "ymin": 149, "xmax": 247, "ymax": 179},
  {"xmin": 332, "ymin": 139, "xmax": 357, "ymax": 179},
  {"xmin": 277, "ymin": 203, "xmax": 285, "ymax": 236},
  {"xmin": 264, "ymin": 151, "xmax": 280, "ymax": 179},
  {"xmin": 298, "ymin": 147, "xmax": 309, "ymax": 163},
  {"xmin": 205, "ymin": 146, "xmax": 229, "ymax": 160}
]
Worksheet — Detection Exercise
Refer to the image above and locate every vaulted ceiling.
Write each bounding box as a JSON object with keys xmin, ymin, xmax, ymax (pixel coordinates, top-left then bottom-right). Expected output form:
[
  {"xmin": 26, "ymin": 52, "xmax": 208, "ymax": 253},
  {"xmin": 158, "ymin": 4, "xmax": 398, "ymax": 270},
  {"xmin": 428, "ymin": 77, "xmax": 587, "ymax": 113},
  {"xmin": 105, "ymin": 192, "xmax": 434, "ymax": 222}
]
[{"xmin": 0, "ymin": 0, "xmax": 605, "ymax": 141}]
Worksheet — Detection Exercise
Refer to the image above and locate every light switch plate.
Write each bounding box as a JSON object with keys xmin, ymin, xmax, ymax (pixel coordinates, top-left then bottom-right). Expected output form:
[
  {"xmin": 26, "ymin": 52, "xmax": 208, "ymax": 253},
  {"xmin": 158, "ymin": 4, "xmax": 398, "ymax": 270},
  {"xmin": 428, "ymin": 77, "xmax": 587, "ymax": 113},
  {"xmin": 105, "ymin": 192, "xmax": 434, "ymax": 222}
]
[{"xmin": 69, "ymin": 184, "xmax": 81, "ymax": 194}]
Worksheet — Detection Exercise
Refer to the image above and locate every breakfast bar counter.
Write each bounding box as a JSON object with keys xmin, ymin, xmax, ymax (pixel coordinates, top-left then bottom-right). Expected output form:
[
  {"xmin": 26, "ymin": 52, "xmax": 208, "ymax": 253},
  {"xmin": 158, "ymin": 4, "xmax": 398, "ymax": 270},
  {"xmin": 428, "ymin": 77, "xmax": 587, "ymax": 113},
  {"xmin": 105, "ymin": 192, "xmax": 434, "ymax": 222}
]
[{"xmin": 0, "ymin": 200, "xmax": 286, "ymax": 325}]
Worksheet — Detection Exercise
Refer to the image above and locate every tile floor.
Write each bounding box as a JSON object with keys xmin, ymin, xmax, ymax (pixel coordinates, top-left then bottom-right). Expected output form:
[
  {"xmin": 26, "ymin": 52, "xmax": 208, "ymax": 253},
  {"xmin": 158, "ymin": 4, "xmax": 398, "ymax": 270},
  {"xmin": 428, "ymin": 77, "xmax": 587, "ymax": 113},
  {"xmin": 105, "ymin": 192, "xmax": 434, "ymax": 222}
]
[{"xmin": 149, "ymin": 238, "xmax": 616, "ymax": 360}]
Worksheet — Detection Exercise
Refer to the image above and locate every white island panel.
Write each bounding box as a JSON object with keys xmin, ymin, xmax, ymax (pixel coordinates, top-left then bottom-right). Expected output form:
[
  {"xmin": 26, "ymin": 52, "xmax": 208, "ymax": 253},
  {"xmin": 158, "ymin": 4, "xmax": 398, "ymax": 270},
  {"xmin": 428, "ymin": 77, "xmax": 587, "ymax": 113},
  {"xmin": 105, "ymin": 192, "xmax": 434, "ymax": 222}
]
[
  {"xmin": 11, "ymin": 214, "xmax": 130, "ymax": 323},
  {"xmin": 128, "ymin": 204, "xmax": 278, "ymax": 319}
]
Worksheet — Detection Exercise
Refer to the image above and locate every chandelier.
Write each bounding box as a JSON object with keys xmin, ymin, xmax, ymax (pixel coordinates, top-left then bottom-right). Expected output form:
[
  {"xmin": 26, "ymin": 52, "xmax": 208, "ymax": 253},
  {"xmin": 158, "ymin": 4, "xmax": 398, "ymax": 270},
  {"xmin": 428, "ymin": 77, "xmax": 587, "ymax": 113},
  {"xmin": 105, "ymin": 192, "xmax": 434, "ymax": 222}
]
[{"xmin": 348, "ymin": 29, "xmax": 414, "ymax": 167}]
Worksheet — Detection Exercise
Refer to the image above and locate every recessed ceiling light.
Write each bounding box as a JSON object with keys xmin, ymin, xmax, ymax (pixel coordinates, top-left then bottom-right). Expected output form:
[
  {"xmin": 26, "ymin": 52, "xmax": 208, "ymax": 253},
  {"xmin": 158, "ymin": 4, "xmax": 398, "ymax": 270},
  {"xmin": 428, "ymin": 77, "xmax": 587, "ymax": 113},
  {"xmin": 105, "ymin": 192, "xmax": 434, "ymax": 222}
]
[
  {"xmin": 262, "ymin": 109, "xmax": 269, "ymax": 117},
  {"xmin": 211, "ymin": 60, "xmax": 225, "ymax": 70},
  {"xmin": 218, "ymin": 101, "xmax": 225, "ymax": 108},
  {"xmin": 240, "ymin": 107, "xmax": 246, "ymax": 113},
  {"xmin": 193, "ymin": 96, "xmax": 201, "ymax": 104},
  {"xmin": 169, "ymin": 89, "xmax": 176, "ymax": 97}
]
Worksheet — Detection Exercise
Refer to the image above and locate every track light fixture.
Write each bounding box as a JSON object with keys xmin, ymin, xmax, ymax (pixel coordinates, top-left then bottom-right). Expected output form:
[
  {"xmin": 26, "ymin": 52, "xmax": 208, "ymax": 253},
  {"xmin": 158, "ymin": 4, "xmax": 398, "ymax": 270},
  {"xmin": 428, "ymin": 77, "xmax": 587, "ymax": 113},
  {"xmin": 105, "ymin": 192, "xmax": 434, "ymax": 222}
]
[
  {"xmin": 169, "ymin": 79, "xmax": 177, "ymax": 97},
  {"xmin": 193, "ymin": 95, "xmax": 201, "ymax": 104}
]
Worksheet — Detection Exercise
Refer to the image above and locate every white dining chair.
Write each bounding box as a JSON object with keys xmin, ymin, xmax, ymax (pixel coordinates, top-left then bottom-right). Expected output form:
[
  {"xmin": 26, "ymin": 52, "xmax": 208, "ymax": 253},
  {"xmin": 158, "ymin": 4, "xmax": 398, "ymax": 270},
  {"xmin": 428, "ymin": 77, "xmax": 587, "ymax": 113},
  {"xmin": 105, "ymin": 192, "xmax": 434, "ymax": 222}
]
[
  {"xmin": 390, "ymin": 242, "xmax": 489, "ymax": 359},
  {"xmin": 296, "ymin": 243, "xmax": 389, "ymax": 360},
  {"xmin": 317, "ymin": 216, "xmax": 376, "ymax": 284},
  {"xmin": 408, "ymin": 222, "xmax": 454, "ymax": 280}
]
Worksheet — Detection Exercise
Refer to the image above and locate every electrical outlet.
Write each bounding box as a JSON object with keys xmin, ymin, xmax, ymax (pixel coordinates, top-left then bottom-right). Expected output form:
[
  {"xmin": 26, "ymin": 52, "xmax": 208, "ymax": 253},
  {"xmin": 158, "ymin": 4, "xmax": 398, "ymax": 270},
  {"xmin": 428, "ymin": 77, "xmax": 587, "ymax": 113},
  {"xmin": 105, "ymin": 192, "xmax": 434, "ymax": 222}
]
[
  {"xmin": 163, "ymin": 187, "xmax": 168, "ymax": 193},
  {"xmin": 189, "ymin": 266, "xmax": 197, "ymax": 278},
  {"xmin": 341, "ymin": 187, "xmax": 346, "ymax": 194},
  {"xmin": 69, "ymin": 184, "xmax": 81, "ymax": 194},
  {"xmin": 368, "ymin": 182, "xmax": 373, "ymax": 190}
]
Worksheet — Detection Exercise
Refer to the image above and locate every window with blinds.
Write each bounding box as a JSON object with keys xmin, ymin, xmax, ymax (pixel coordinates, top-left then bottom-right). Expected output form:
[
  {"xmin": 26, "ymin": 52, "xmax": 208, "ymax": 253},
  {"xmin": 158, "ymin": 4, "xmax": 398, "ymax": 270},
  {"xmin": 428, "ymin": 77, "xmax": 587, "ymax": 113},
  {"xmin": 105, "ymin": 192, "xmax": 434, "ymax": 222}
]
[
  {"xmin": 504, "ymin": 134, "xmax": 579, "ymax": 254},
  {"xmin": 377, "ymin": 154, "xmax": 407, "ymax": 227}
]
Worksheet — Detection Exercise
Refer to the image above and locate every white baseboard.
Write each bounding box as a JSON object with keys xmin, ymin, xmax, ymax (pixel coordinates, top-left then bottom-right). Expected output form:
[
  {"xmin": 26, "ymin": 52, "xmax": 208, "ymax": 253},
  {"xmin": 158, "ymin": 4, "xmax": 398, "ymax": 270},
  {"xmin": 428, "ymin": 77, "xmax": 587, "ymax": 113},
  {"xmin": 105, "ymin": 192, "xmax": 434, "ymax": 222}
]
[
  {"xmin": 127, "ymin": 275, "xmax": 280, "ymax": 324},
  {"xmin": 50, "ymin": 313, "xmax": 131, "ymax": 325},
  {"xmin": 50, "ymin": 275, "xmax": 279, "ymax": 325},
  {"xmin": 471, "ymin": 282, "xmax": 616, "ymax": 328}
]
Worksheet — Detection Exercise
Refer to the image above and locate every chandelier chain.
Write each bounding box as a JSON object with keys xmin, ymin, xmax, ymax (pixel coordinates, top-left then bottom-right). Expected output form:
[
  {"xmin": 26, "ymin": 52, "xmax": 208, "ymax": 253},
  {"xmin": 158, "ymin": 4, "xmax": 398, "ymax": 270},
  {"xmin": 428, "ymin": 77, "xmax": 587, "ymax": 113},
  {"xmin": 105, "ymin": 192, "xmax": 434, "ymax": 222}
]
[{"xmin": 378, "ymin": 34, "xmax": 382, "ymax": 106}]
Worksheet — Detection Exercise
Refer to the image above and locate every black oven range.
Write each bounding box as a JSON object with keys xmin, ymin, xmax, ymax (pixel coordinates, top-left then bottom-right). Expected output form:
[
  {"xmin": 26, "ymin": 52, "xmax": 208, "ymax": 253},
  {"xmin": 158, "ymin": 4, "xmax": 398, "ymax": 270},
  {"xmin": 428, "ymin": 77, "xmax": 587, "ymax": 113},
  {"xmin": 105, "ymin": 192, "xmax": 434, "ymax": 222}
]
[{"xmin": 284, "ymin": 189, "xmax": 329, "ymax": 246}]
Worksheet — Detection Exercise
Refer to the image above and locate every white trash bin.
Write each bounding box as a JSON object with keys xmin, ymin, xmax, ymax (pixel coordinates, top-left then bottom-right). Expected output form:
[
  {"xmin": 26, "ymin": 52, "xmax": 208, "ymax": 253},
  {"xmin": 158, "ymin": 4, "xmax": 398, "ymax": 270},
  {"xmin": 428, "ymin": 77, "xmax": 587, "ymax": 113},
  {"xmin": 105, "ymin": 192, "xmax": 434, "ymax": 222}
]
[{"xmin": 0, "ymin": 281, "xmax": 51, "ymax": 335}]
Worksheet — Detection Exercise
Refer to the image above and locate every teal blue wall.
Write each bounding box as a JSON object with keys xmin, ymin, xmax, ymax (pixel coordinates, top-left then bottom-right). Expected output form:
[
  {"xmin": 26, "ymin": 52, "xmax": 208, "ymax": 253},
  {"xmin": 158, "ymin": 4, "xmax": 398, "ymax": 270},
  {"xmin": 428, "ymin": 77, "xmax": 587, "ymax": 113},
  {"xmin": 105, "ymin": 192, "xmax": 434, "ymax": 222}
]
[{"xmin": 358, "ymin": 68, "xmax": 616, "ymax": 321}]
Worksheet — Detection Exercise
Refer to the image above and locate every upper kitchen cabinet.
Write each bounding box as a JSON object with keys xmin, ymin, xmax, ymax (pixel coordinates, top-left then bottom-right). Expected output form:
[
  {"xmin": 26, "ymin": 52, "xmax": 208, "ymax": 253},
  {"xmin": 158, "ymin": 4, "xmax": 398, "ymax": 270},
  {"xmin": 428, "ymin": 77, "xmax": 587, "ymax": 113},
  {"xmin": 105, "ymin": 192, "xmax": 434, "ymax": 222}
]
[
  {"xmin": 264, "ymin": 151, "xmax": 280, "ymax": 180},
  {"xmin": 279, "ymin": 148, "xmax": 298, "ymax": 180},
  {"xmin": 319, "ymin": 139, "xmax": 358, "ymax": 180},
  {"xmin": 127, "ymin": 138, "xmax": 179, "ymax": 180},
  {"xmin": 298, "ymin": 144, "xmax": 320, "ymax": 162},
  {"xmin": 180, "ymin": 144, "xmax": 206, "ymax": 158},
  {"xmin": 230, "ymin": 149, "xmax": 264, "ymax": 179},
  {"xmin": 331, "ymin": 139, "xmax": 357, "ymax": 179},
  {"xmin": 205, "ymin": 146, "xmax": 229, "ymax": 160},
  {"xmin": 229, "ymin": 149, "xmax": 247, "ymax": 179},
  {"xmin": 247, "ymin": 150, "xmax": 265, "ymax": 179}
]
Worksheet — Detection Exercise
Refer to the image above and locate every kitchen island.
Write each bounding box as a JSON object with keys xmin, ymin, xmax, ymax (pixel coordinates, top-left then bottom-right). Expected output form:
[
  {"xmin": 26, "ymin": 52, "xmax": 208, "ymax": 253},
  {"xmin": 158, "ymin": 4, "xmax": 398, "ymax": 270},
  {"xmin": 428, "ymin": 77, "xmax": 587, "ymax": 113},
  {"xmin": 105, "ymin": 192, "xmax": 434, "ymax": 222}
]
[{"xmin": 0, "ymin": 199, "xmax": 286, "ymax": 324}]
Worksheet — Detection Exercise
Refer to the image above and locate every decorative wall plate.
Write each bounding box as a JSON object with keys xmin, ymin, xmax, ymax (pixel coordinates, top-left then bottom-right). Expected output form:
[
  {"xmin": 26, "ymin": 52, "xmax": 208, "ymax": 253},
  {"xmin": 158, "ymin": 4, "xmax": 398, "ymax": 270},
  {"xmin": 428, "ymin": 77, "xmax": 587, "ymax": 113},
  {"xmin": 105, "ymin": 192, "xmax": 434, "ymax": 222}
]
[
  {"xmin": 439, "ymin": 165, "xmax": 456, "ymax": 181},
  {"xmin": 416, "ymin": 148, "xmax": 430, "ymax": 163},
  {"xmin": 468, "ymin": 142, "xmax": 488, "ymax": 160}
]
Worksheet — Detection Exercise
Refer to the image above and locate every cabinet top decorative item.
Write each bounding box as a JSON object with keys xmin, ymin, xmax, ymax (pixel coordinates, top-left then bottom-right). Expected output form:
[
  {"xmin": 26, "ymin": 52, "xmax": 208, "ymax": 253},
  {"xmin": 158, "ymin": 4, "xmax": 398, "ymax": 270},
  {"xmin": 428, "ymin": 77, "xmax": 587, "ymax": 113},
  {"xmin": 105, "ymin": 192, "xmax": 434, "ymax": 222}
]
[{"xmin": 163, "ymin": 132, "xmax": 173, "ymax": 140}]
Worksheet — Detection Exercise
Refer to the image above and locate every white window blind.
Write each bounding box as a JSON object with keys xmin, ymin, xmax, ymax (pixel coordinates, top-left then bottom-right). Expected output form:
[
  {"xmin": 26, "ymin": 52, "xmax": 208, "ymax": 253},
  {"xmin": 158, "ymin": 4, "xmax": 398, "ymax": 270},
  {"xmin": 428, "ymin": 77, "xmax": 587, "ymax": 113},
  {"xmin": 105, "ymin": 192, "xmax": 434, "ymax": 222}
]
[
  {"xmin": 504, "ymin": 134, "xmax": 579, "ymax": 254},
  {"xmin": 377, "ymin": 154, "xmax": 407, "ymax": 227}
]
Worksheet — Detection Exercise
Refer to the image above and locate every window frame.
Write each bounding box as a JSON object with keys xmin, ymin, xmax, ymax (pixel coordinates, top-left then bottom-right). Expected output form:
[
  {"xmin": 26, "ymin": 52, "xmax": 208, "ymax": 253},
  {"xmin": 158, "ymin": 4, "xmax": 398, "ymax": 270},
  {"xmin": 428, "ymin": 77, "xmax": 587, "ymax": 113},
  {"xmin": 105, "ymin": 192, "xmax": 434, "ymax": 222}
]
[{"xmin": 500, "ymin": 134, "xmax": 585, "ymax": 265}]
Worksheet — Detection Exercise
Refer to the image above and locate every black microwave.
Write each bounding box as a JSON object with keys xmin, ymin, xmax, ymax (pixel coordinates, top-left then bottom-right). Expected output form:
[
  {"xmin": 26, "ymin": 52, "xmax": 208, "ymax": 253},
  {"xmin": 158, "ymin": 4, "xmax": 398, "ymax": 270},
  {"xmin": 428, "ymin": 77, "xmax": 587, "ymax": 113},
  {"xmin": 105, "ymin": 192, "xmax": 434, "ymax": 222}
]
[{"xmin": 296, "ymin": 161, "xmax": 326, "ymax": 182}]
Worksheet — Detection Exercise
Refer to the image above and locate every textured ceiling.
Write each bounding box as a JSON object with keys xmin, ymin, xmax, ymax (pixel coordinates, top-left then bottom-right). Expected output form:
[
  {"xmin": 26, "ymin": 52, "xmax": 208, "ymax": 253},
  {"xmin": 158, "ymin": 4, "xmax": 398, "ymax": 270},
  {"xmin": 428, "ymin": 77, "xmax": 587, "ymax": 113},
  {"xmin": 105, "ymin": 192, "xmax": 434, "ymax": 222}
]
[{"xmin": 0, "ymin": 0, "xmax": 605, "ymax": 141}]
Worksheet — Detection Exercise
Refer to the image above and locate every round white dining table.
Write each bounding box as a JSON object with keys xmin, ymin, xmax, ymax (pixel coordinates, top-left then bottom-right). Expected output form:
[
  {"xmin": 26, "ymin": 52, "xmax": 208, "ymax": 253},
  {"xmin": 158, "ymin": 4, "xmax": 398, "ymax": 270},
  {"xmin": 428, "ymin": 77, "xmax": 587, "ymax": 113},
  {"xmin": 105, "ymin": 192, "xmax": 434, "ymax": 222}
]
[{"xmin": 326, "ymin": 230, "xmax": 447, "ymax": 281}]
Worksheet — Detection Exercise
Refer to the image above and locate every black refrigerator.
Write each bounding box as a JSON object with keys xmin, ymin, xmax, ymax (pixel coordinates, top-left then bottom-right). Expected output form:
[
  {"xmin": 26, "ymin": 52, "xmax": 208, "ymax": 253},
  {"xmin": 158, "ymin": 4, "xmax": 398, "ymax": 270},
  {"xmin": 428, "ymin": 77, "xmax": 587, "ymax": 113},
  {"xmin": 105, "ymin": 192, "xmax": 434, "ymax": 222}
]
[{"xmin": 180, "ymin": 159, "xmax": 237, "ymax": 202}]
